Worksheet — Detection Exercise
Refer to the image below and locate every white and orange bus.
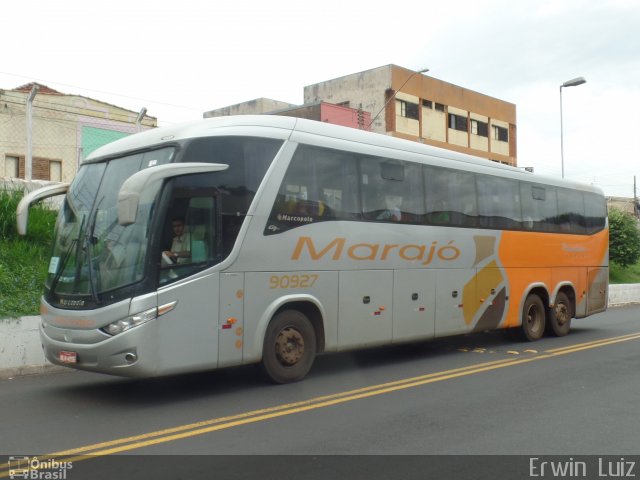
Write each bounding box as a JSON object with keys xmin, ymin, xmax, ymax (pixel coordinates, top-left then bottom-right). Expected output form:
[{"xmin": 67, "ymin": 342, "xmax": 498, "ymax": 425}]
[{"xmin": 18, "ymin": 115, "xmax": 608, "ymax": 383}]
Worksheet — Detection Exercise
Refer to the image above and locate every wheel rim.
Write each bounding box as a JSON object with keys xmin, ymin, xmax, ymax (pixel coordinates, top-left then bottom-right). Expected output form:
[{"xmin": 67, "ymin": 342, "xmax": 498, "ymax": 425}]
[
  {"xmin": 555, "ymin": 303, "xmax": 570, "ymax": 326},
  {"xmin": 275, "ymin": 327, "xmax": 305, "ymax": 366},
  {"xmin": 526, "ymin": 303, "xmax": 544, "ymax": 337}
]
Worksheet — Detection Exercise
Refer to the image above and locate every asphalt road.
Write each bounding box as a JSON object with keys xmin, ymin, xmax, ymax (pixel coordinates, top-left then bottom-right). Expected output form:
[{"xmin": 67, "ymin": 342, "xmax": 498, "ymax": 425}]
[{"xmin": 2, "ymin": 305, "xmax": 640, "ymax": 479}]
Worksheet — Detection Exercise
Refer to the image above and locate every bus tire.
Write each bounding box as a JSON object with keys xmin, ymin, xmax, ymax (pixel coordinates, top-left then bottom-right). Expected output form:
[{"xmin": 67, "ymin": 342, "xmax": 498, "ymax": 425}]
[
  {"xmin": 547, "ymin": 291, "xmax": 572, "ymax": 337},
  {"xmin": 261, "ymin": 310, "xmax": 317, "ymax": 384},
  {"xmin": 519, "ymin": 293, "xmax": 546, "ymax": 341}
]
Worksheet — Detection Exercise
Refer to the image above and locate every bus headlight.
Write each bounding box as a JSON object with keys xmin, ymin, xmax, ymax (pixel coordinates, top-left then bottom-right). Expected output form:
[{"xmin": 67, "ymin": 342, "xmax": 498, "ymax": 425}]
[{"xmin": 101, "ymin": 307, "xmax": 157, "ymax": 336}]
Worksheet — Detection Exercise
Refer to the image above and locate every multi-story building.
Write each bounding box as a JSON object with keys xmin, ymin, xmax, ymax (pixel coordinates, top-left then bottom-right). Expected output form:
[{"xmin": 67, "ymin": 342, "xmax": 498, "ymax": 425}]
[
  {"xmin": 304, "ymin": 65, "xmax": 517, "ymax": 166},
  {"xmin": 204, "ymin": 65, "xmax": 516, "ymax": 166},
  {"xmin": 0, "ymin": 83, "xmax": 156, "ymax": 183}
]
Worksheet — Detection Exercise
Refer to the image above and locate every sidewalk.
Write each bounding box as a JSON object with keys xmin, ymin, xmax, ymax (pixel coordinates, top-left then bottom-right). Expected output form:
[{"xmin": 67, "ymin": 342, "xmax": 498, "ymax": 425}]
[{"xmin": 2, "ymin": 284, "xmax": 639, "ymax": 379}]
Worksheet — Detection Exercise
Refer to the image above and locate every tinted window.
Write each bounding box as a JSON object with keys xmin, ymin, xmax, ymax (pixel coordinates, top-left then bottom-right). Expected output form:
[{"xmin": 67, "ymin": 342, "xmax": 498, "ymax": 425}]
[
  {"xmin": 477, "ymin": 175, "xmax": 521, "ymax": 229},
  {"xmin": 181, "ymin": 137, "xmax": 283, "ymax": 215},
  {"xmin": 557, "ymin": 188, "xmax": 586, "ymax": 234},
  {"xmin": 584, "ymin": 192, "xmax": 607, "ymax": 234},
  {"xmin": 424, "ymin": 166, "xmax": 477, "ymax": 227},
  {"xmin": 267, "ymin": 145, "xmax": 359, "ymax": 235},
  {"xmin": 520, "ymin": 183, "xmax": 559, "ymax": 232},
  {"xmin": 361, "ymin": 158, "xmax": 425, "ymax": 223}
]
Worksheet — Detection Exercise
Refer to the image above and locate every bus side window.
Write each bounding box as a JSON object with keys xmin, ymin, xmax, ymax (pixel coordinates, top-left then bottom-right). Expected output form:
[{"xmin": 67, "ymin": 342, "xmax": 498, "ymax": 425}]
[
  {"xmin": 521, "ymin": 183, "xmax": 559, "ymax": 233},
  {"xmin": 477, "ymin": 175, "xmax": 521, "ymax": 229},
  {"xmin": 557, "ymin": 188, "xmax": 586, "ymax": 234},
  {"xmin": 584, "ymin": 192, "xmax": 607, "ymax": 234},
  {"xmin": 425, "ymin": 166, "xmax": 476, "ymax": 227},
  {"xmin": 266, "ymin": 145, "xmax": 358, "ymax": 234}
]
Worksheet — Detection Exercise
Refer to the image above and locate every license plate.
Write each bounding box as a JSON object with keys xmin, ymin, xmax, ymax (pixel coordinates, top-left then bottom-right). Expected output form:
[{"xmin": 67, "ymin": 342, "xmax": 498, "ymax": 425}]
[{"xmin": 59, "ymin": 351, "xmax": 77, "ymax": 364}]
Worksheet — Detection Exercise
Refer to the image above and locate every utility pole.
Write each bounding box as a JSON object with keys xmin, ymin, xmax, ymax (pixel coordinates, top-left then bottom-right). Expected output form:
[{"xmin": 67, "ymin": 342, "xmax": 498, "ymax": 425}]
[
  {"xmin": 26, "ymin": 84, "xmax": 39, "ymax": 181},
  {"xmin": 634, "ymin": 175, "xmax": 638, "ymax": 218},
  {"xmin": 136, "ymin": 107, "xmax": 147, "ymax": 132}
]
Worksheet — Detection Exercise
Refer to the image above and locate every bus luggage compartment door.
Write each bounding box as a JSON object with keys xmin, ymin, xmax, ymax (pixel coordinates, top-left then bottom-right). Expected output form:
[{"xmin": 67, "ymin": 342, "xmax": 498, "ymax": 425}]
[
  {"xmin": 434, "ymin": 268, "xmax": 476, "ymax": 337},
  {"xmin": 338, "ymin": 270, "xmax": 393, "ymax": 350},
  {"xmin": 392, "ymin": 269, "xmax": 436, "ymax": 343},
  {"xmin": 587, "ymin": 267, "xmax": 608, "ymax": 314}
]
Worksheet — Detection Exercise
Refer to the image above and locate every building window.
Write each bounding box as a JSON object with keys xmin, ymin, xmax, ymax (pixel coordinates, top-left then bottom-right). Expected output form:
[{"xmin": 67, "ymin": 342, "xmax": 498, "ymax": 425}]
[
  {"xmin": 50, "ymin": 160, "xmax": 62, "ymax": 182},
  {"xmin": 399, "ymin": 100, "xmax": 419, "ymax": 120},
  {"xmin": 471, "ymin": 119, "xmax": 488, "ymax": 137},
  {"xmin": 422, "ymin": 99, "xmax": 433, "ymax": 109},
  {"xmin": 448, "ymin": 113, "xmax": 468, "ymax": 132},
  {"xmin": 493, "ymin": 125, "xmax": 508, "ymax": 142},
  {"xmin": 4, "ymin": 156, "xmax": 19, "ymax": 178},
  {"xmin": 435, "ymin": 103, "xmax": 445, "ymax": 112}
]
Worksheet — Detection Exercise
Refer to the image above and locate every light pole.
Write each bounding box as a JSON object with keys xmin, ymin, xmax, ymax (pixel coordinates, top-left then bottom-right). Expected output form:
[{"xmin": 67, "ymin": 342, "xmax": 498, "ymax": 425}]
[
  {"xmin": 367, "ymin": 67, "xmax": 429, "ymax": 130},
  {"xmin": 560, "ymin": 76, "xmax": 586, "ymax": 178}
]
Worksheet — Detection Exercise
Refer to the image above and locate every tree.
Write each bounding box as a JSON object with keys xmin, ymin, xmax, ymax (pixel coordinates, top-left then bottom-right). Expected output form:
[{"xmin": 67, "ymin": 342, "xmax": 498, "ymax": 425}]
[{"xmin": 608, "ymin": 207, "xmax": 640, "ymax": 268}]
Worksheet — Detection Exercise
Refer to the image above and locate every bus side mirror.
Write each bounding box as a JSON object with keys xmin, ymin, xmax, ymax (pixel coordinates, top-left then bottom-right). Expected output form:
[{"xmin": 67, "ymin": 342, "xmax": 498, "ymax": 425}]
[
  {"xmin": 117, "ymin": 162, "xmax": 229, "ymax": 226},
  {"xmin": 16, "ymin": 183, "xmax": 70, "ymax": 235}
]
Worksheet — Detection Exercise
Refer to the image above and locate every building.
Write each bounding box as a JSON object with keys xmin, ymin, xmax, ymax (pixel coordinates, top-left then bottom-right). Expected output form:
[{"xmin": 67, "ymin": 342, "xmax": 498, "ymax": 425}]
[
  {"xmin": 269, "ymin": 101, "xmax": 371, "ymax": 130},
  {"xmin": 203, "ymin": 64, "xmax": 517, "ymax": 166},
  {"xmin": 607, "ymin": 196, "xmax": 639, "ymax": 218},
  {"xmin": 0, "ymin": 83, "xmax": 156, "ymax": 183},
  {"xmin": 204, "ymin": 98, "xmax": 295, "ymax": 118},
  {"xmin": 304, "ymin": 65, "xmax": 517, "ymax": 166},
  {"xmin": 204, "ymin": 98, "xmax": 371, "ymax": 130}
]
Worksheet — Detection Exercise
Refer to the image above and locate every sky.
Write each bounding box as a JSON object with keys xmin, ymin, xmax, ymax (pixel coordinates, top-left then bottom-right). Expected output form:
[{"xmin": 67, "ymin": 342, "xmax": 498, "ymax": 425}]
[{"xmin": 2, "ymin": 0, "xmax": 639, "ymax": 197}]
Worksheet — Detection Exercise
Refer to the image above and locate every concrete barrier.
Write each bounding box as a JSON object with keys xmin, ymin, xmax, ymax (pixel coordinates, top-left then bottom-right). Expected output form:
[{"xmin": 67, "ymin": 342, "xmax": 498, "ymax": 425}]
[
  {"xmin": 1, "ymin": 284, "xmax": 639, "ymax": 379},
  {"xmin": 608, "ymin": 283, "xmax": 640, "ymax": 307},
  {"xmin": 0, "ymin": 316, "xmax": 64, "ymax": 379}
]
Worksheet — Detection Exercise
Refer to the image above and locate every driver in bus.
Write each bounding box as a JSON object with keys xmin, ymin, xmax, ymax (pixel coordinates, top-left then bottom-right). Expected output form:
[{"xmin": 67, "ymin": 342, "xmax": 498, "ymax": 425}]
[{"xmin": 162, "ymin": 216, "xmax": 191, "ymax": 264}]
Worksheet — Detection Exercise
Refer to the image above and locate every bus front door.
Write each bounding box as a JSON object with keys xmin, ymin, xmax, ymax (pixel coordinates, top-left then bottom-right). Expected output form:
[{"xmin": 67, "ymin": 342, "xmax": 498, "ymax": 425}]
[{"xmin": 156, "ymin": 272, "xmax": 220, "ymax": 375}]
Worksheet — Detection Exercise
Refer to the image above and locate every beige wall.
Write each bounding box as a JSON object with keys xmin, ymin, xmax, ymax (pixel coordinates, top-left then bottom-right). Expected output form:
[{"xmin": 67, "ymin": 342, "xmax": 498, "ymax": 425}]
[
  {"xmin": 490, "ymin": 118, "xmax": 510, "ymax": 156},
  {"xmin": 303, "ymin": 65, "xmax": 392, "ymax": 132},
  {"xmin": 0, "ymin": 88, "xmax": 155, "ymax": 183},
  {"xmin": 394, "ymin": 92, "xmax": 420, "ymax": 137},
  {"xmin": 390, "ymin": 66, "xmax": 517, "ymax": 165},
  {"xmin": 422, "ymin": 106, "xmax": 446, "ymax": 142},
  {"xmin": 470, "ymin": 113, "xmax": 489, "ymax": 152},
  {"xmin": 447, "ymin": 106, "xmax": 468, "ymax": 148}
]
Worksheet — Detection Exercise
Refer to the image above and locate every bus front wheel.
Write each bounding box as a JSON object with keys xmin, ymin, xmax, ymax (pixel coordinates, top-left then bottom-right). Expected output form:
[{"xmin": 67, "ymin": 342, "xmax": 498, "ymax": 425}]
[
  {"xmin": 262, "ymin": 310, "xmax": 317, "ymax": 384},
  {"xmin": 547, "ymin": 291, "xmax": 572, "ymax": 337},
  {"xmin": 519, "ymin": 293, "xmax": 546, "ymax": 341}
]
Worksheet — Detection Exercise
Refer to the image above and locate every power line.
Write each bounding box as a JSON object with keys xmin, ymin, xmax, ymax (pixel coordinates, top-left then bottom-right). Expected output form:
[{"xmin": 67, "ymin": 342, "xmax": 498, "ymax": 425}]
[
  {"xmin": 0, "ymin": 97, "xmax": 154, "ymax": 126},
  {"xmin": 0, "ymin": 71, "xmax": 202, "ymax": 113}
]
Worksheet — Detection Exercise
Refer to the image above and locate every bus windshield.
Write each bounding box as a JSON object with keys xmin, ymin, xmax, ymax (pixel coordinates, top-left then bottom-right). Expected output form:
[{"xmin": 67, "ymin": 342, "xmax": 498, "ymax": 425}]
[{"xmin": 46, "ymin": 148, "xmax": 175, "ymax": 301}]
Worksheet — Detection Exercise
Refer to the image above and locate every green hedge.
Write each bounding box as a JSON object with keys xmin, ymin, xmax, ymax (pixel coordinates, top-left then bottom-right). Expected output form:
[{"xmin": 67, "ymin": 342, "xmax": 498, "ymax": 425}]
[{"xmin": 0, "ymin": 188, "xmax": 57, "ymax": 318}]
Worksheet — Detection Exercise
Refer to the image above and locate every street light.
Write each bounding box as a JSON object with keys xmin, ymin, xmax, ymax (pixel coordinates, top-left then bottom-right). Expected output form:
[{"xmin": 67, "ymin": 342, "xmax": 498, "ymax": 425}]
[
  {"xmin": 367, "ymin": 67, "xmax": 429, "ymax": 130},
  {"xmin": 560, "ymin": 76, "xmax": 586, "ymax": 178}
]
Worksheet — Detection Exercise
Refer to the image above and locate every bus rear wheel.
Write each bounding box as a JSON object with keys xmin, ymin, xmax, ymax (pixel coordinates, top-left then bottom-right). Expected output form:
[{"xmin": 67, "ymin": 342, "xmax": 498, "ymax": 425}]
[
  {"xmin": 547, "ymin": 291, "xmax": 572, "ymax": 337},
  {"xmin": 519, "ymin": 293, "xmax": 546, "ymax": 341},
  {"xmin": 262, "ymin": 310, "xmax": 317, "ymax": 384}
]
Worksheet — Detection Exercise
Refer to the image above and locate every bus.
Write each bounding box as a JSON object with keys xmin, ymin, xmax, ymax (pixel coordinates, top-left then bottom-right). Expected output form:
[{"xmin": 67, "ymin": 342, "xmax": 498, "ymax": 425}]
[{"xmin": 17, "ymin": 115, "xmax": 608, "ymax": 383}]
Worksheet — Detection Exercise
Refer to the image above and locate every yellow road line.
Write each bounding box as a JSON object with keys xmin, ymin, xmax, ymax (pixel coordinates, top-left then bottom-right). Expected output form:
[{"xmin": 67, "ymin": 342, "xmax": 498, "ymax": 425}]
[{"xmin": 2, "ymin": 331, "xmax": 640, "ymax": 477}]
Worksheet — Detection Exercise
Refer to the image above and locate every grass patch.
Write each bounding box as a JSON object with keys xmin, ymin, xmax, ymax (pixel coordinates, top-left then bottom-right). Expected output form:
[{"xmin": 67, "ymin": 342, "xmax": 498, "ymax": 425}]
[
  {"xmin": 610, "ymin": 261, "xmax": 640, "ymax": 284},
  {"xmin": 0, "ymin": 188, "xmax": 57, "ymax": 318}
]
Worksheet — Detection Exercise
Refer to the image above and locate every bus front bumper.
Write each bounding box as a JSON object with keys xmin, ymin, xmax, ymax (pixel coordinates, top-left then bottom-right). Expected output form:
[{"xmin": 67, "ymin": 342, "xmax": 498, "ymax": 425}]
[{"xmin": 40, "ymin": 320, "xmax": 160, "ymax": 378}]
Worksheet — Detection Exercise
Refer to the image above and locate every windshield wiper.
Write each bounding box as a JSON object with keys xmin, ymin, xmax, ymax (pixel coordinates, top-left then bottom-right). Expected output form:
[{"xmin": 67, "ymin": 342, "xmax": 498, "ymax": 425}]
[
  {"xmin": 49, "ymin": 237, "xmax": 79, "ymax": 295},
  {"xmin": 86, "ymin": 203, "xmax": 104, "ymax": 306},
  {"xmin": 50, "ymin": 215, "xmax": 86, "ymax": 296}
]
